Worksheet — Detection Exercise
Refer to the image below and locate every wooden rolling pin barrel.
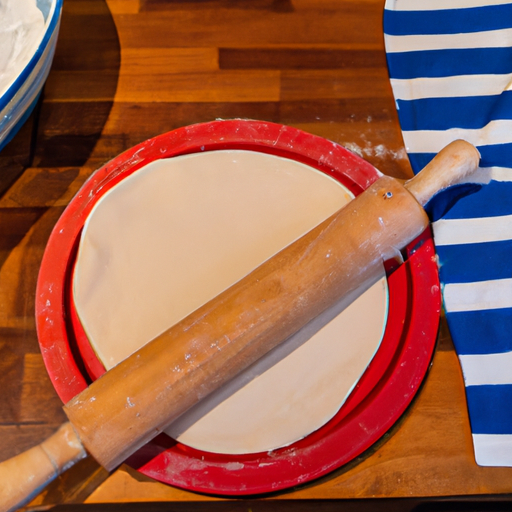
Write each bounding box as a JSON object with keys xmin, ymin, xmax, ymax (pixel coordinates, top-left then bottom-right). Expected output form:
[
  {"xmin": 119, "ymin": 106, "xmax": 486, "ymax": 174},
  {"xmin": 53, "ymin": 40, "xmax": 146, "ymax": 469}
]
[{"xmin": 0, "ymin": 140, "xmax": 480, "ymax": 511}]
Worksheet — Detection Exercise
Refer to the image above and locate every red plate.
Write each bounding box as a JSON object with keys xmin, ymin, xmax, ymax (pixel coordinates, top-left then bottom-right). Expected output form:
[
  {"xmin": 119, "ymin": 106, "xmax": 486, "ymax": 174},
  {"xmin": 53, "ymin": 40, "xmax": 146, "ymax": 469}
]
[{"xmin": 36, "ymin": 120, "xmax": 440, "ymax": 495}]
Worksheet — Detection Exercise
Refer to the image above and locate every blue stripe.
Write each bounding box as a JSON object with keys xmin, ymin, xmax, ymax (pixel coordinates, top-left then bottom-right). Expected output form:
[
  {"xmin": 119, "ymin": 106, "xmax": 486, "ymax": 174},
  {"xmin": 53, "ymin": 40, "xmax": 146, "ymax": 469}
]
[
  {"xmin": 437, "ymin": 240, "xmax": 512, "ymax": 283},
  {"xmin": 408, "ymin": 153, "xmax": 435, "ymax": 174},
  {"xmin": 437, "ymin": 180, "xmax": 512, "ymax": 219},
  {"xmin": 478, "ymin": 143, "xmax": 512, "ymax": 167},
  {"xmin": 426, "ymin": 184, "xmax": 483, "ymax": 221},
  {"xmin": 466, "ymin": 385, "xmax": 512, "ymax": 434},
  {"xmin": 384, "ymin": 4, "xmax": 512, "ymax": 36},
  {"xmin": 427, "ymin": 181, "xmax": 512, "ymax": 222},
  {"xmin": 409, "ymin": 144, "xmax": 512, "ymax": 173},
  {"xmin": 387, "ymin": 47, "xmax": 512, "ymax": 79},
  {"xmin": 397, "ymin": 93, "xmax": 512, "ymax": 131},
  {"xmin": 447, "ymin": 309, "xmax": 512, "ymax": 355}
]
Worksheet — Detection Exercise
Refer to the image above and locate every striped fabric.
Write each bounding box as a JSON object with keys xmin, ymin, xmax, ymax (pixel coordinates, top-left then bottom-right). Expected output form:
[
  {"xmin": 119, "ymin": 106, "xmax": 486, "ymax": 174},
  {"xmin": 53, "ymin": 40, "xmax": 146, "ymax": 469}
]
[{"xmin": 384, "ymin": 0, "xmax": 512, "ymax": 466}]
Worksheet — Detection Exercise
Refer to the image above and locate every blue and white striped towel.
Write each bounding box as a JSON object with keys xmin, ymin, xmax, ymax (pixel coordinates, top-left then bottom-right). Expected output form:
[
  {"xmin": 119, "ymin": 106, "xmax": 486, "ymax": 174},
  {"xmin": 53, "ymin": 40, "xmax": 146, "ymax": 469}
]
[{"xmin": 384, "ymin": 0, "xmax": 512, "ymax": 466}]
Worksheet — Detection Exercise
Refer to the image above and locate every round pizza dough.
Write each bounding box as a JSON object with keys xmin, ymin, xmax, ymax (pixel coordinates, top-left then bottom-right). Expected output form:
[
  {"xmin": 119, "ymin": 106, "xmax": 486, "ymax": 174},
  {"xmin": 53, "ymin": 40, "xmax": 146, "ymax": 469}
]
[{"xmin": 73, "ymin": 150, "xmax": 388, "ymax": 454}]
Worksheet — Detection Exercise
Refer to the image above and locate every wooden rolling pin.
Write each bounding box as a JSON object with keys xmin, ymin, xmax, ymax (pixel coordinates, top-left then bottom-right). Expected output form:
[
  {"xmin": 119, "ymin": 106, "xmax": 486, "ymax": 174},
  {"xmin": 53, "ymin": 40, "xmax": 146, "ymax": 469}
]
[{"xmin": 0, "ymin": 140, "xmax": 479, "ymax": 511}]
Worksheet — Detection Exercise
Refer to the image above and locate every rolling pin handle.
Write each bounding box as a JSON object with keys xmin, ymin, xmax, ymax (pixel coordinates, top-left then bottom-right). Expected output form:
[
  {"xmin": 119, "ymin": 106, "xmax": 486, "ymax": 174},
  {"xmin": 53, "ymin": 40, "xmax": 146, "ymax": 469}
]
[
  {"xmin": 404, "ymin": 140, "xmax": 480, "ymax": 207},
  {"xmin": 0, "ymin": 422, "xmax": 86, "ymax": 512}
]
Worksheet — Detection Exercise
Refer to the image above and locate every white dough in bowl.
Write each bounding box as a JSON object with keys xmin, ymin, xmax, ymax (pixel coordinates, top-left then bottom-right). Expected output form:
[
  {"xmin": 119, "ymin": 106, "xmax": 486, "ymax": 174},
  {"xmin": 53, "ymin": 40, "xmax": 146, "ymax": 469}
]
[
  {"xmin": 0, "ymin": 0, "xmax": 45, "ymax": 97},
  {"xmin": 73, "ymin": 150, "xmax": 388, "ymax": 454}
]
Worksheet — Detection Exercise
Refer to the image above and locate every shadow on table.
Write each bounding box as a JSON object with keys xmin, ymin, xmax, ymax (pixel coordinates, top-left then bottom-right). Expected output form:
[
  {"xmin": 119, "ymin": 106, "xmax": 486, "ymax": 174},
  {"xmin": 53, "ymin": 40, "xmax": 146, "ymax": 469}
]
[{"xmin": 0, "ymin": 0, "xmax": 120, "ymax": 273}]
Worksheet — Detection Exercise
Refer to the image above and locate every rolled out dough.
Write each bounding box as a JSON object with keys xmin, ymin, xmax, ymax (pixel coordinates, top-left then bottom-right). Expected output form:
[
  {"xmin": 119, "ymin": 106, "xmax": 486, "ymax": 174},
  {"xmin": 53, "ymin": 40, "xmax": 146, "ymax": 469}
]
[{"xmin": 73, "ymin": 149, "xmax": 388, "ymax": 454}]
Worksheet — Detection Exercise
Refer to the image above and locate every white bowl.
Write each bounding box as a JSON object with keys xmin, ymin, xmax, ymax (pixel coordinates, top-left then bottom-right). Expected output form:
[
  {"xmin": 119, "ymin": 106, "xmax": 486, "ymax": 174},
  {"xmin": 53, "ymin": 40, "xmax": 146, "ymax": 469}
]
[{"xmin": 0, "ymin": 0, "xmax": 63, "ymax": 151}]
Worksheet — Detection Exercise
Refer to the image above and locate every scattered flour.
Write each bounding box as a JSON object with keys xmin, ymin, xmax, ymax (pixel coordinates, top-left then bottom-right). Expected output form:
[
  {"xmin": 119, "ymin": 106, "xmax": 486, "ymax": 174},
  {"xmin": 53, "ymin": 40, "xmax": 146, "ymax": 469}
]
[
  {"xmin": 0, "ymin": 0, "xmax": 45, "ymax": 97},
  {"xmin": 344, "ymin": 140, "xmax": 408, "ymax": 161}
]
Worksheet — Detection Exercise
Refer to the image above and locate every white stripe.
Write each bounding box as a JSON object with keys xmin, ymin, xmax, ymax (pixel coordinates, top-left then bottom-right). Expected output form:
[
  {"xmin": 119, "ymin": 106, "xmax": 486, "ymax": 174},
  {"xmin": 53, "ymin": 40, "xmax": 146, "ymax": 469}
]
[
  {"xmin": 391, "ymin": 73, "xmax": 512, "ymax": 100},
  {"xmin": 473, "ymin": 434, "xmax": 512, "ymax": 466},
  {"xmin": 433, "ymin": 213, "xmax": 512, "ymax": 246},
  {"xmin": 402, "ymin": 120, "xmax": 512, "ymax": 153},
  {"xmin": 457, "ymin": 166, "xmax": 512, "ymax": 184},
  {"xmin": 385, "ymin": 28, "xmax": 512, "ymax": 53},
  {"xmin": 444, "ymin": 278, "xmax": 512, "ymax": 312},
  {"xmin": 385, "ymin": 0, "xmax": 512, "ymax": 11},
  {"xmin": 459, "ymin": 352, "xmax": 512, "ymax": 386}
]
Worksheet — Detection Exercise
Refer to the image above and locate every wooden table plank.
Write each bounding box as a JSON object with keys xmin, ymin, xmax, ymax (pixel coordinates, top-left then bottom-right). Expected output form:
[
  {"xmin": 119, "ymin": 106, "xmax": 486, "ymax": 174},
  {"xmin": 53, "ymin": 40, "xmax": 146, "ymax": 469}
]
[{"xmin": 115, "ymin": 5, "xmax": 383, "ymax": 49}]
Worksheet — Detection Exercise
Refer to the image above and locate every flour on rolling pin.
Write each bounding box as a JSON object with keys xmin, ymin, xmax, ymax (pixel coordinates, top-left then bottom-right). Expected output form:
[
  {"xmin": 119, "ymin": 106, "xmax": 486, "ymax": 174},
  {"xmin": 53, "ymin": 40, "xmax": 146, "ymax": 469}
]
[{"xmin": 72, "ymin": 150, "xmax": 388, "ymax": 454}]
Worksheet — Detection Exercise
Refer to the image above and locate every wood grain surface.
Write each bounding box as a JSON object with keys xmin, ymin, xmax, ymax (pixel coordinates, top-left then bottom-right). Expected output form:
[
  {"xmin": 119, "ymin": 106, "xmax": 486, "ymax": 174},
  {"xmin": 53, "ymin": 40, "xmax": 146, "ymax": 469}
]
[{"xmin": 0, "ymin": 0, "xmax": 511, "ymax": 507}]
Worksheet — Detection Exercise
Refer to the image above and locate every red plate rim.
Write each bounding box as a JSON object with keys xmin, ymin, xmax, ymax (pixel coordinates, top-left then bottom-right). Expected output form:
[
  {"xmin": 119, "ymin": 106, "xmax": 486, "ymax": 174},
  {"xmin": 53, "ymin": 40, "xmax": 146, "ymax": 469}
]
[{"xmin": 35, "ymin": 119, "xmax": 440, "ymax": 495}]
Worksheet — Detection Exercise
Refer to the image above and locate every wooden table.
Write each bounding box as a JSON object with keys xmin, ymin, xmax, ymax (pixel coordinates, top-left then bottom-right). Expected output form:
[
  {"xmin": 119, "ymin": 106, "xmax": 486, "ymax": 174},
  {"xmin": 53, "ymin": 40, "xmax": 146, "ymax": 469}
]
[{"xmin": 1, "ymin": 0, "xmax": 512, "ymax": 508}]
